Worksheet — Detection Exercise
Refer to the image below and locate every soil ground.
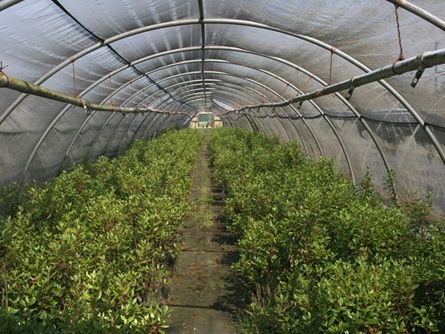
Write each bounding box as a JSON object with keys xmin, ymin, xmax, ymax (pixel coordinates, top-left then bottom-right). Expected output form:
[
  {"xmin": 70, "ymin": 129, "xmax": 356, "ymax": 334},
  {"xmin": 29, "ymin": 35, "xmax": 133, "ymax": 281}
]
[{"xmin": 166, "ymin": 130, "xmax": 240, "ymax": 334}]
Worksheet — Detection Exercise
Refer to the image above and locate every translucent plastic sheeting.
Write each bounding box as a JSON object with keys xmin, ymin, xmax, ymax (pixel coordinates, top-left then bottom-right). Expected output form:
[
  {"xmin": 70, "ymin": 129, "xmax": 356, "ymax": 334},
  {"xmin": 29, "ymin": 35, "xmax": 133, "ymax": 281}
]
[
  {"xmin": 0, "ymin": 1, "xmax": 192, "ymax": 185},
  {"xmin": 367, "ymin": 121, "xmax": 445, "ymax": 207},
  {"xmin": 0, "ymin": 0, "xmax": 97, "ymax": 85},
  {"xmin": 105, "ymin": 114, "xmax": 138, "ymax": 158},
  {"xmin": 25, "ymin": 105, "xmax": 88, "ymax": 183},
  {"xmin": 1, "ymin": 0, "xmax": 445, "ymax": 210},
  {"xmin": 225, "ymin": 114, "xmax": 254, "ymax": 132},
  {"xmin": 224, "ymin": 114, "xmax": 445, "ymax": 209},
  {"xmin": 110, "ymin": 25, "xmax": 201, "ymax": 63},
  {"xmin": 205, "ymin": 24, "xmax": 409, "ymax": 119},
  {"xmin": 60, "ymin": 0, "xmax": 199, "ymax": 40},
  {"xmin": 304, "ymin": 117, "xmax": 352, "ymax": 180},
  {"xmin": 116, "ymin": 114, "xmax": 146, "ymax": 155}
]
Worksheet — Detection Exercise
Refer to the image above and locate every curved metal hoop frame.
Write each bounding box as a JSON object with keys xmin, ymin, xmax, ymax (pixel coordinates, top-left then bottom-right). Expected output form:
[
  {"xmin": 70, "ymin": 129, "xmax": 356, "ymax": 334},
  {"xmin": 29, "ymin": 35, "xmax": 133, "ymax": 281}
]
[{"xmin": 2, "ymin": 0, "xmax": 444, "ymax": 188}]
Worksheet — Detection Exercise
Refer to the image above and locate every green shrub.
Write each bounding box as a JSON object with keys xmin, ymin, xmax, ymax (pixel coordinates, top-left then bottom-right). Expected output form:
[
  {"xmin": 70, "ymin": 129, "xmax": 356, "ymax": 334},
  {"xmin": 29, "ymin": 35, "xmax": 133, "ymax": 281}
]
[
  {"xmin": 0, "ymin": 129, "xmax": 202, "ymax": 333},
  {"xmin": 209, "ymin": 128, "xmax": 445, "ymax": 333}
]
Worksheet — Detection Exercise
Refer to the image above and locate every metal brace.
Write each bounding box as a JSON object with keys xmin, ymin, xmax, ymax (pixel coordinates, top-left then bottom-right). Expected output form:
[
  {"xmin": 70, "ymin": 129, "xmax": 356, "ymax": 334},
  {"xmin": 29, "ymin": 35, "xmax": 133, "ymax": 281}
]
[
  {"xmin": 346, "ymin": 76, "xmax": 357, "ymax": 101},
  {"xmin": 81, "ymin": 99, "xmax": 88, "ymax": 114},
  {"xmin": 411, "ymin": 53, "xmax": 426, "ymax": 88},
  {"xmin": 411, "ymin": 66, "xmax": 425, "ymax": 88}
]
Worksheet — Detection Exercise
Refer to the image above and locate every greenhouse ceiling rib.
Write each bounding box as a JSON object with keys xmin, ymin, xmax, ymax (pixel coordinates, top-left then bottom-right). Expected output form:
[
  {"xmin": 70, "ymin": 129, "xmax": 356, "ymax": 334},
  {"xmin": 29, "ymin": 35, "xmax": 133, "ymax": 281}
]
[
  {"xmin": 0, "ymin": 0, "xmax": 21, "ymax": 11},
  {"xmin": 1, "ymin": 0, "xmax": 444, "ymax": 191},
  {"xmin": 134, "ymin": 79, "xmax": 311, "ymax": 155},
  {"xmin": 130, "ymin": 69, "xmax": 325, "ymax": 155},
  {"xmin": 170, "ymin": 60, "xmax": 355, "ymax": 181},
  {"xmin": 198, "ymin": 0, "xmax": 207, "ymax": 109},
  {"xmin": 105, "ymin": 69, "xmax": 324, "ymax": 158},
  {"xmin": 385, "ymin": 0, "xmax": 445, "ymax": 31},
  {"xmin": 102, "ymin": 114, "xmax": 136, "ymax": 156},
  {"xmin": 6, "ymin": 48, "xmax": 445, "ymax": 181},
  {"xmin": 0, "ymin": 0, "xmax": 443, "ymax": 125},
  {"xmin": 0, "ymin": 16, "xmax": 428, "ymax": 126},
  {"xmin": 0, "ymin": 74, "xmax": 191, "ymax": 115},
  {"xmin": 1, "ymin": 15, "xmax": 442, "ymax": 169},
  {"xmin": 226, "ymin": 48, "xmax": 445, "ymax": 165},
  {"xmin": 50, "ymin": 0, "xmax": 195, "ymax": 112}
]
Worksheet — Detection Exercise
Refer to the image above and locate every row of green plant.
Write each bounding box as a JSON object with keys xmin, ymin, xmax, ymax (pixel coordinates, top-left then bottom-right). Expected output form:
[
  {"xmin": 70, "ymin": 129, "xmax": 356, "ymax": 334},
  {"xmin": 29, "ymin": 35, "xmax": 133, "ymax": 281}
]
[
  {"xmin": 0, "ymin": 129, "xmax": 202, "ymax": 333},
  {"xmin": 209, "ymin": 128, "xmax": 445, "ymax": 334}
]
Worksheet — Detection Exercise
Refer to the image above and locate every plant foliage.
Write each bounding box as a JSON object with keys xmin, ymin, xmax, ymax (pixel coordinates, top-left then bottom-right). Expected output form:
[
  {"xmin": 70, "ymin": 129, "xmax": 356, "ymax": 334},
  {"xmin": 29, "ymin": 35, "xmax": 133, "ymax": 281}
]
[
  {"xmin": 0, "ymin": 129, "xmax": 202, "ymax": 333},
  {"xmin": 209, "ymin": 128, "xmax": 445, "ymax": 334}
]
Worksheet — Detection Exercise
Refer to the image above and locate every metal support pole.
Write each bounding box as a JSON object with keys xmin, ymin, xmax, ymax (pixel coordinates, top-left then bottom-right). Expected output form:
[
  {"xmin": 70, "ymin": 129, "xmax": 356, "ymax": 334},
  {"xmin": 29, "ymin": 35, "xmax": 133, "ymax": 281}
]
[
  {"xmin": 232, "ymin": 49, "xmax": 445, "ymax": 110},
  {"xmin": 245, "ymin": 114, "xmax": 259, "ymax": 132},
  {"xmin": 0, "ymin": 73, "xmax": 188, "ymax": 116},
  {"xmin": 385, "ymin": 0, "xmax": 445, "ymax": 31},
  {"xmin": 229, "ymin": 48, "xmax": 445, "ymax": 165},
  {"xmin": 200, "ymin": 46, "xmax": 392, "ymax": 179},
  {"xmin": 143, "ymin": 113, "xmax": 174, "ymax": 140},
  {"xmin": 0, "ymin": 0, "xmax": 22, "ymax": 11},
  {"xmin": 198, "ymin": 0, "xmax": 207, "ymax": 110},
  {"xmin": 131, "ymin": 71, "xmax": 311, "ymax": 154}
]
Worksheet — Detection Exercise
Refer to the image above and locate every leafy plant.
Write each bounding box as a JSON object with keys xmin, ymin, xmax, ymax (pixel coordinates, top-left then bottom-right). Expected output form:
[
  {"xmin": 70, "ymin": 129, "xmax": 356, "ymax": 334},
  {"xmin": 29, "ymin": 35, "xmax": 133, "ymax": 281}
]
[
  {"xmin": 0, "ymin": 129, "xmax": 202, "ymax": 333},
  {"xmin": 209, "ymin": 128, "xmax": 445, "ymax": 333}
]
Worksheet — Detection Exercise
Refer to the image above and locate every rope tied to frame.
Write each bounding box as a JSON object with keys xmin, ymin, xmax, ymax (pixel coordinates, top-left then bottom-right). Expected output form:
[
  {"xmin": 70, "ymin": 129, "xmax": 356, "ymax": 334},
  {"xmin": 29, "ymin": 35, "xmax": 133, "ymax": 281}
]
[
  {"xmin": 394, "ymin": 3, "xmax": 405, "ymax": 61},
  {"xmin": 70, "ymin": 58, "xmax": 79, "ymax": 97},
  {"xmin": 109, "ymin": 76, "xmax": 115, "ymax": 107},
  {"xmin": 329, "ymin": 49, "xmax": 334, "ymax": 85},
  {"xmin": 130, "ymin": 80, "xmax": 135, "ymax": 107}
]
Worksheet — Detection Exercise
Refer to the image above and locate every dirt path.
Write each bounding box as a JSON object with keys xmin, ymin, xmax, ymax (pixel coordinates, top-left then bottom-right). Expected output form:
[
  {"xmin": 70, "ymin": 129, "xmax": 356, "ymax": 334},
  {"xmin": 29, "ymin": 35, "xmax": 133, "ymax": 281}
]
[{"xmin": 166, "ymin": 130, "xmax": 239, "ymax": 334}]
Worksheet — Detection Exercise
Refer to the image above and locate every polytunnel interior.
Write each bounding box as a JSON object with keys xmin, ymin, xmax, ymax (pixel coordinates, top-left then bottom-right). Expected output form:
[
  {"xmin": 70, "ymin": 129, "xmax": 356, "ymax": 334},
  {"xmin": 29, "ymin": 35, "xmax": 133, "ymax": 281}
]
[{"xmin": 1, "ymin": 0, "xmax": 445, "ymax": 210}]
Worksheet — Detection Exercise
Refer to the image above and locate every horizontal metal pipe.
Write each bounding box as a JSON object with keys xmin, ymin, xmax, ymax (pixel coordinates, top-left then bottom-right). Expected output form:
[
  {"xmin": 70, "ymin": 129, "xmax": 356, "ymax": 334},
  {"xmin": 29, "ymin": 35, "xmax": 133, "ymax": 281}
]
[
  {"xmin": 0, "ymin": 73, "xmax": 188, "ymax": 116},
  {"xmin": 386, "ymin": 0, "xmax": 445, "ymax": 31},
  {"xmin": 0, "ymin": 0, "xmax": 22, "ymax": 11},
  {"xmin": 232, "ymin": 49, "xmax": 445, "ymax": 112}
]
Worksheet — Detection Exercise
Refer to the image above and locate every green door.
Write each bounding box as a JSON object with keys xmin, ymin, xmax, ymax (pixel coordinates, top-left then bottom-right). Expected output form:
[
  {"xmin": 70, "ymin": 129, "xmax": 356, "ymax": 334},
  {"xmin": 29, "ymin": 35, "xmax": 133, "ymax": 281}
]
[{"xmin": 198, "ymin": 113, "xmax": 214, "ymax": 128}]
